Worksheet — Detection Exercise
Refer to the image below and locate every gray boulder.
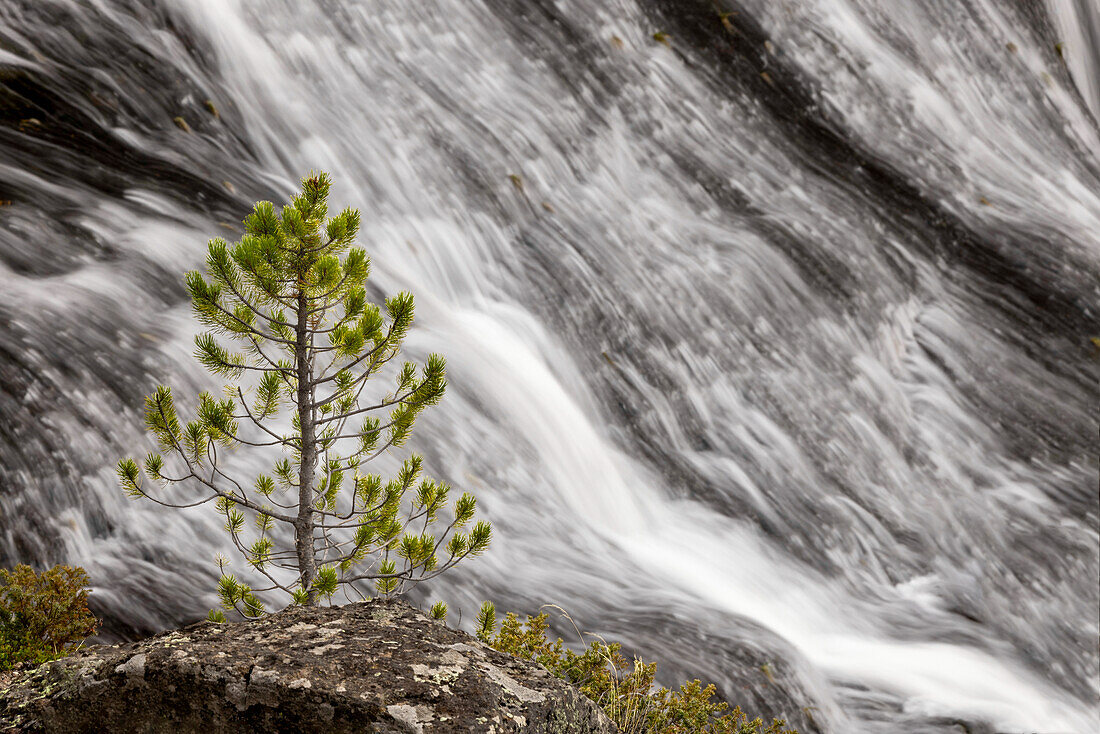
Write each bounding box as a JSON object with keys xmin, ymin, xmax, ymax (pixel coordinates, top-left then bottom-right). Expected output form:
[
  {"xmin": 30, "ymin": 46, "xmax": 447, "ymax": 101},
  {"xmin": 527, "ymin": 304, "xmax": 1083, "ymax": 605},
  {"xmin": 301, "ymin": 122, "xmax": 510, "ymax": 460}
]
[{"xmin": 0, "ymin": 598, "xmax": 616, "ymax": 733}]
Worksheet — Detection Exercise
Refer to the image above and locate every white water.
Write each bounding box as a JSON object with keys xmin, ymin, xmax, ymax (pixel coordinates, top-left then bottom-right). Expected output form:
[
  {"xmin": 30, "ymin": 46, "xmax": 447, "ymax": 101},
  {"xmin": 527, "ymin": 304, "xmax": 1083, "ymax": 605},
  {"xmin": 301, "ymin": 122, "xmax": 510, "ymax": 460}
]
[
  {"xmin": 1045, "ymin": 0, "xmax": 1100, "ymax": 121},
  {"xmin": 1, "ymin": 0, "xmax": 1097, "ymax": 731}
]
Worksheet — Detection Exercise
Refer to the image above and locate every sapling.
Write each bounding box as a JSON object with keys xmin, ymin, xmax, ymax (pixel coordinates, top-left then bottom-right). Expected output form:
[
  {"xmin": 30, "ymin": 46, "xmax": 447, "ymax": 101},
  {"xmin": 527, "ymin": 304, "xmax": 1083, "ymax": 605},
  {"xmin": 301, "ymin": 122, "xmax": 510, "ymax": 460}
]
[{"xmin": 119, "ymin": 172, "xmax": 490, "ymax": 618}]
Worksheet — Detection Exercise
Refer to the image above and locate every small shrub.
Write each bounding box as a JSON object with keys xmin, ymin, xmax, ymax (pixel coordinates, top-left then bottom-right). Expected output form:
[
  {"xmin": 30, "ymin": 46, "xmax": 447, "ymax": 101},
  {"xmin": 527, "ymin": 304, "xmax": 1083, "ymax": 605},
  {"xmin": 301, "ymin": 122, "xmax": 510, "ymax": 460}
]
[
  {"xmin": 0, "ymin": 564, "xmax": 99, "ymax": 670},
  {"xmin": 475, "ymin": 603, "xmax": 797, "ymax": 734}
]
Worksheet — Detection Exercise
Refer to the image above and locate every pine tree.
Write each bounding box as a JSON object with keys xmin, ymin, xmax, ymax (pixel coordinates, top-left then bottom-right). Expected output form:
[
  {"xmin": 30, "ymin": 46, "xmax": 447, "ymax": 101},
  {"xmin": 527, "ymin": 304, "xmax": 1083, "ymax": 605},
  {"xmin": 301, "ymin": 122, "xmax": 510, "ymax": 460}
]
[{"xmin": 118, "ymin": 172, "xmax": 490, "ymax": 618}]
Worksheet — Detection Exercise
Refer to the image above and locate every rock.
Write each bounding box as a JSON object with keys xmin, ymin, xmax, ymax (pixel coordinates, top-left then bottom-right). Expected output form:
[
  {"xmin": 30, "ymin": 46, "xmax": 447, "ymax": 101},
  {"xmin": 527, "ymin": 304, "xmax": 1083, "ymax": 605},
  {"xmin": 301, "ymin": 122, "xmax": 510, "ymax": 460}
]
[{"xmin": 0, "ymin": 598, "xmax": 616, "ymax": 733}]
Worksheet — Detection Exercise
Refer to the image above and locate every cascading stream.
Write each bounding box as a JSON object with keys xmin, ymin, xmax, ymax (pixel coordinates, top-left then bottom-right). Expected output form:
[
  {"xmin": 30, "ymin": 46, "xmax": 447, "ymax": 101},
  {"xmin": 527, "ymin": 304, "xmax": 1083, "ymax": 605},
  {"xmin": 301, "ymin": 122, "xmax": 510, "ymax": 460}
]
[{"xmin": 0, "ymin": 1, "xmax": 1096, "ymax": 731}]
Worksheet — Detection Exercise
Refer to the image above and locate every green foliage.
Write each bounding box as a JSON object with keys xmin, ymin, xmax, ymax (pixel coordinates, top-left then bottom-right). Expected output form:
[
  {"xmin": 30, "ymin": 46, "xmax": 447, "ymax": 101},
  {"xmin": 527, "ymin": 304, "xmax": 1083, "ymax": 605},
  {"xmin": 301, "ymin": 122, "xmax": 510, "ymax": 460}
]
[
  {"xmin": 119, "ymin": 172, "xmax": 489, "ymax": 618},
  {"xmin": 0, "ymin": 565, "xmax": 99, "ymax": 671},
  {"xmin": 475, "ymin": 600, "xmax": 497, "ymax": 640},
  {"xmin": 478, "ymin": 609, "xmax": 797, "ymax": 734}
]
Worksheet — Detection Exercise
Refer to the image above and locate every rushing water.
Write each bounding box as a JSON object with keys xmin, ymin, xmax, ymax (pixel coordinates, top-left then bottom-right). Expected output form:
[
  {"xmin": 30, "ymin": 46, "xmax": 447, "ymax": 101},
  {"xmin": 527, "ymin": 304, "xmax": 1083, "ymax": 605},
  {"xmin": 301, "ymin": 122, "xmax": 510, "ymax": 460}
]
[{"xmin": 1, "ymin": 1, "xmax": 1098, "ymax": 731}]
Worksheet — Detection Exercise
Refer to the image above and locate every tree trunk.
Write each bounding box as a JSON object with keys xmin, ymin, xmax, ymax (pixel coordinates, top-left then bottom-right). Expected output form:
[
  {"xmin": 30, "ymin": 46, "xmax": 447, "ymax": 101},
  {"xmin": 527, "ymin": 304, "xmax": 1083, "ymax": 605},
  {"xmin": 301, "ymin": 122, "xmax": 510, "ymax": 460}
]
[{"xmin": 295, "ymin": 290, "xmax": 318, "ymax": 605}]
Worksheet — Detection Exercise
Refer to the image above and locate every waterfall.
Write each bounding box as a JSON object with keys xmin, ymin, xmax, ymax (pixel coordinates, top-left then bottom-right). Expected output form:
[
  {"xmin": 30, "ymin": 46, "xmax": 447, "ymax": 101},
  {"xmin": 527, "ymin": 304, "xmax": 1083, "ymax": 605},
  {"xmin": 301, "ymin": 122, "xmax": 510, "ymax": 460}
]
[{"xmin": 1, "ymin": 1, "xmax": 1096, "ymax": 731}]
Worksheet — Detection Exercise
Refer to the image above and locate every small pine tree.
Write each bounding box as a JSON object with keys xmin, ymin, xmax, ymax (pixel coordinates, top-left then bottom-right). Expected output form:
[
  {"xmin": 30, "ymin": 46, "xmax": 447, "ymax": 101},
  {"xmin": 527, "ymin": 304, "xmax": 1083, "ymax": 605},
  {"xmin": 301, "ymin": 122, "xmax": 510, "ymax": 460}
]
[{"xmin": 118, "ymin": 172, "xmax": 490, "ymax": 617}]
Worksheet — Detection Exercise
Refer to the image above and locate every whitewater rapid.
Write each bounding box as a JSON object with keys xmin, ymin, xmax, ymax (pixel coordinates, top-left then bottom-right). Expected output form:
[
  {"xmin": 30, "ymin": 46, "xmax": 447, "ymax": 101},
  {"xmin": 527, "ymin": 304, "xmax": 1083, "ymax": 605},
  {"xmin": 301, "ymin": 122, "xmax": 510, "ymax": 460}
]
[{"xmin": 1, "ymin": 1, "xmax": 1097, "ymax": 731}]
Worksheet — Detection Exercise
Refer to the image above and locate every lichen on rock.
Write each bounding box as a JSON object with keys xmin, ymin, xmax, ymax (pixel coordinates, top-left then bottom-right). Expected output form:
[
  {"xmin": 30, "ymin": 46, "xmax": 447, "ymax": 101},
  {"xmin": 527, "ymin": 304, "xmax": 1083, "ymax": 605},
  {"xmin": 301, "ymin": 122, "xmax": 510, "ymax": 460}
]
[{"xmin": 0, "ymin": 598, "xmax": 616, "ymax": 733}]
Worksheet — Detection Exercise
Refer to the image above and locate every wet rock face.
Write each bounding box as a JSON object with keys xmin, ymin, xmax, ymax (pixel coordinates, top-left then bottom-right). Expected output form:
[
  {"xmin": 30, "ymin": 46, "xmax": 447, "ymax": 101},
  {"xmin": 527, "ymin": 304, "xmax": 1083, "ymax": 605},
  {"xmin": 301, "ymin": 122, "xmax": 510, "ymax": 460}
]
[{"xmin": 0, "ymin": 598, "xmax": 616, "ymax": 733}]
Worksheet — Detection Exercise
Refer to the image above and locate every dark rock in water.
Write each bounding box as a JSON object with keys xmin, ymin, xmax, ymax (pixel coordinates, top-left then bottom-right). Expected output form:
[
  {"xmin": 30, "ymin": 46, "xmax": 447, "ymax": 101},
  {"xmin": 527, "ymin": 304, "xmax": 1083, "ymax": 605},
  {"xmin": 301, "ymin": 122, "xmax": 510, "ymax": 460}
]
[{"xmin": 0, "ymin": 598, "xmax": 616, "ymax": 733}]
